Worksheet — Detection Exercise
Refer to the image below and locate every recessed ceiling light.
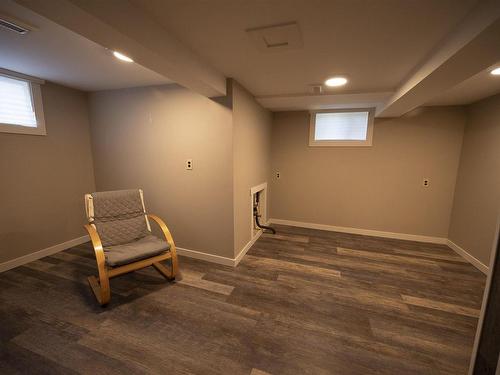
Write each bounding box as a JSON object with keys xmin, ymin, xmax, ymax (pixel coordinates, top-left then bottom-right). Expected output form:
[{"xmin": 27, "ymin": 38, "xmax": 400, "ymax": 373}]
[
  {"xmin": 113, "ymin": 51, "xmax": 134, "ymax": 63},
  {"xmin": 491, "ymin": 67, "xmax": 500, "ymax": 76},
  {"xmin": 325, "ymin": 76, "xmax": 348, "ymax": 87}
]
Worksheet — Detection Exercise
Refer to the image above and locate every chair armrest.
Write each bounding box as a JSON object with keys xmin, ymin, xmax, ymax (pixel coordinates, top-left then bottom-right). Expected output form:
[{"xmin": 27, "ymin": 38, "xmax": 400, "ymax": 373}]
[
  {"xmin": 84, "ymin": 224, "xmax": 107, "ymax": 272},
  {"xmin": 147, "ymin": 214, "xmax": 178, "ymax": 278},
  {"xmin": 147, "ymin": 215, "xmax": 176, "ymax": 248}
]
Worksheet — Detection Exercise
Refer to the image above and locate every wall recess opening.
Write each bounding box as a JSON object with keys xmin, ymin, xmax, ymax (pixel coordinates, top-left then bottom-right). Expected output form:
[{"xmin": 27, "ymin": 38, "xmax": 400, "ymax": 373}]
[{"xmin": 250, "ymin": 182, "xmax": 275, "ymax": 238}]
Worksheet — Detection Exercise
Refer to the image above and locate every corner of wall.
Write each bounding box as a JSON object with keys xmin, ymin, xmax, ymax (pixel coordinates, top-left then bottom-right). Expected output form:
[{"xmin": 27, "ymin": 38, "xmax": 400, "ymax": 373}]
[
  {"xmin": 231, "ymin": 79, "xmax": 273, "ymax": 258},
  {"xmin": 446, "ymin": 94, "xmax": 500, "ymax": 267}
]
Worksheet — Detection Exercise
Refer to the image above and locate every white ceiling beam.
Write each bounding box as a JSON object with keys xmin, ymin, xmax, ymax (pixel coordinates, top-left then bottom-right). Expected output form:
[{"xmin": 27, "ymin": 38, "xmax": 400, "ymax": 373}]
[
  {"xmin": 378, "ymin": 0, "xmax": 500, "ymax": 117},
  {"xmin": 15, "ymin": 0, "xmax": 227, "ymax": 97},
  {"xmin": 256, "ymin": 92, "xmax": 393, "ymax": 113}
]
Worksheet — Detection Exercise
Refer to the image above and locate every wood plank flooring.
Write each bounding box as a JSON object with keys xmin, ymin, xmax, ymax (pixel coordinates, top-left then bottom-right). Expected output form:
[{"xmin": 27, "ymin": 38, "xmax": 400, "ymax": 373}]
[{"xmin": 0, "ymin": 224, "xmax": 486, "ymax": 374}]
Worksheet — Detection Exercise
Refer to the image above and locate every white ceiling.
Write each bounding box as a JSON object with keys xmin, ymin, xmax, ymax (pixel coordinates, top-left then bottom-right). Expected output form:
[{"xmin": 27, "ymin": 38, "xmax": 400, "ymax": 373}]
[
  {"xmin": 131, "ymin": 0, "xmax": 479, "ymax": 97},
  {"xmin": 4, "ymin": 0, "xmax": 500, "ymax": 110},
  {"xmin": 0, "ymin": 0, "xmax": 171, "ymax": 91},
  {"xmin": 426, "ymin": 63, "xmax": 500, "ymax": 106}
]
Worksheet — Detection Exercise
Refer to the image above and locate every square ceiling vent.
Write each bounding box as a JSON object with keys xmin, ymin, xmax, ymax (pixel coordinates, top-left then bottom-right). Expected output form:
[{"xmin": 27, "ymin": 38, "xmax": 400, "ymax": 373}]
[{"xmin": 246, "ymin": 22, "xmax": 303, "ymax": 52}]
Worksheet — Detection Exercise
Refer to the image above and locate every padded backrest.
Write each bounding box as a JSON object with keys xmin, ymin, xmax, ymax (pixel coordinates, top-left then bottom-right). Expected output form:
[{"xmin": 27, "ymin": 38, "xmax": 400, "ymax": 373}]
[{"xmin": 85, "ymin": 189, "xmax": 150, "ymax": 247}]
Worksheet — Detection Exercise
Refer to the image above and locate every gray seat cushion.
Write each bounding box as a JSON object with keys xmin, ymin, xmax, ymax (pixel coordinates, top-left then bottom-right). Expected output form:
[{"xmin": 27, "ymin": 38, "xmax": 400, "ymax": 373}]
[
  {"xmin": 104, "ymin": 235, "xmax": 171, "ymax": 267},
  {"xmin": 91, "ymin": 190, "xmax": 149, "ymax": 247}
]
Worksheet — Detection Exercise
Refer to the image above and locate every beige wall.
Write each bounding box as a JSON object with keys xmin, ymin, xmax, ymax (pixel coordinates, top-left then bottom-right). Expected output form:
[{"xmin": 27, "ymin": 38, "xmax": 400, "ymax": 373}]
[
  {"xmin": 88, "ymin": 85, "xmax": 235, "ymax": 258},
  {"xmin": 270, "ymin": 107, "xmax": 465, "ymax": 238},
  {"xmin": 1, "ymin": 78, "xmax": 493, "ymax": 269},
  {"xmin": 449, "ymin": 94, "xmax": 500, "ymax": 266},
  {"xmin": 0, "ymin": 82, "xmax": 95, "ymax": 264},
  {"xmin": 232, "ymin": 80, "xmax": 272, "ymax": 256}
]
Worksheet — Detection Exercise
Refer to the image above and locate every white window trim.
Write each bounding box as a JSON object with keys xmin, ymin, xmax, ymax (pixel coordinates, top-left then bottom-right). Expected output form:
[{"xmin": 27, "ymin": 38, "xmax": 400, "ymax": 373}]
[
  {"xmin": 309, "ymin": 108, "xmax": 375, "ymax": 147},
  {"xmin": 0, "ymin": 69, "xmax": 46, "ymax": 136}
]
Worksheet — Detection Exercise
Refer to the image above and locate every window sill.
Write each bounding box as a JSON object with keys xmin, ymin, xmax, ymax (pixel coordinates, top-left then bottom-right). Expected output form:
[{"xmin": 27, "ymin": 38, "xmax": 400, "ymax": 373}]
[
  {"xmin": 0, "ymin": 123, "xmax": 46, "ymax": 136},
  {"xmin": 309, "ymin": 140, "xmax": 372, "ymax": 147}
]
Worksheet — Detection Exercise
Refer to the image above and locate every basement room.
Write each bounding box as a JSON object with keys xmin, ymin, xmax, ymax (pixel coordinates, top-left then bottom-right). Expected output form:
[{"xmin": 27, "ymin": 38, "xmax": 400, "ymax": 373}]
[{"xmin": 1, "ymin": 0, "xmax": 499, "ymax": 374}]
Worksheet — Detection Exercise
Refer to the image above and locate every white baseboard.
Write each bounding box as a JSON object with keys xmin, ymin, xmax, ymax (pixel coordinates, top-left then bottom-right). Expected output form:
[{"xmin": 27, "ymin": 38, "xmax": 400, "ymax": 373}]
[
  {"xmin": 269, "ymin": 218, "xmax": 448, "ymax": 244},
  {"xmin": 0, "ymin": 235, "xmax": 90, "ymax": 273},
  {"xmin": 176, "ymin": 247, "xmax": 238, "ymax": 266},
  {"xmin": 176, "ymin": 247, "xmax": 235, "ymax": 266},
  {"xmin": 269, "ymin": 218, "xmax": 488, "ymax": 274},
  {"xmin": 234, "ymin": 230, "xmax": 262, "ymax": 266},
  {"xmin": 177, "ymin": 230, "xmax": 263, "ymax": 267},
  {"xmin": 447, "ymin": 240, "xmax": 488, "ymax": 274},
  {"xmin": 0, "ymin": 231, "xmax": 262, "ymax": 272},
  {"xmin": 1, "ymin": 224, "xmax": 487, "ymax": 276}
]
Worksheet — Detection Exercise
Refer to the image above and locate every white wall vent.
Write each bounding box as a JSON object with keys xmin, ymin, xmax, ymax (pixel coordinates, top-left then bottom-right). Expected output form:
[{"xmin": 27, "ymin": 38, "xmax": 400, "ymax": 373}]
[
  {"xmin": 0, "ymin": 14, "xmax": 35, "ymax": 35},
  {"xmin": 246, "ymin": 22, "xmax": 303, "ymax": 52}
]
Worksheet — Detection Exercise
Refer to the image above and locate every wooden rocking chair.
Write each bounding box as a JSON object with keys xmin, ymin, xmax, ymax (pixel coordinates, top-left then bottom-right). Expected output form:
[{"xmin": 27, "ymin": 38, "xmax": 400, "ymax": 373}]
[{"xmin": 84, "ymin": 189, "xmax": 178, "ymax": 306}]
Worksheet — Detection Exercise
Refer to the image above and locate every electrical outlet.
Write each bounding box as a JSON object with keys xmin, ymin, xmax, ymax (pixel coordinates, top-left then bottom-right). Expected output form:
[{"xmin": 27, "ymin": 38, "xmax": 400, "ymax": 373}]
[
  {"xmin": 185, "ymin": 159, "xmax": 193, "ymax": 170},
  {"xmin": 423, "ymin": 178, "xmax": 430, "ymax": 187},
  {"xmin": 276, "ymin": 171, "xmax": 281, "ymax": 179}
]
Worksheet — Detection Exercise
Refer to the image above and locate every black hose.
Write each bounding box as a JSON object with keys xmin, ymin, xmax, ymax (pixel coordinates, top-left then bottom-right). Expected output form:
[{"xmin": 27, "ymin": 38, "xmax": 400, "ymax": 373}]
[{"xmin": 253, "ymin": 191, "xmax": 276, "ymax": 234}]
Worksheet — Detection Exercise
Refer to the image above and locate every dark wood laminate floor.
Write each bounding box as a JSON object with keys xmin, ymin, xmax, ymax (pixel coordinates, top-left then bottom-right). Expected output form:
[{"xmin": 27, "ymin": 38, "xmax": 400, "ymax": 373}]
[{"xmin": 0, "ymin": 225, "xmax": 486, "ymax": 375}]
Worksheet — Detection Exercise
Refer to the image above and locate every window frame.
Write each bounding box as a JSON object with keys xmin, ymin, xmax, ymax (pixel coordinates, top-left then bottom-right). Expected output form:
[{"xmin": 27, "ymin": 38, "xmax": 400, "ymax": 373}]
[
  {"xmin": 309, "ymin": 108, "xmax": 375, "ymax": 147},
  {"xmin": 0, "ymin": 70, "xmax": 46, "ymax": 136}
]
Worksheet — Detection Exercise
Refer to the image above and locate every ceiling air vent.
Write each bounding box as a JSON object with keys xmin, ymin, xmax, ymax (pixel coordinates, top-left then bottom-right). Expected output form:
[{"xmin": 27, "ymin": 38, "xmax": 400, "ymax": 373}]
[
  {"xmin": 0, "ymin": 14, "xmax": 34, "ymax": 35},
  {"xmin": 246, "ymin": 22, "xmax": 303, "ymax": 52}
]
